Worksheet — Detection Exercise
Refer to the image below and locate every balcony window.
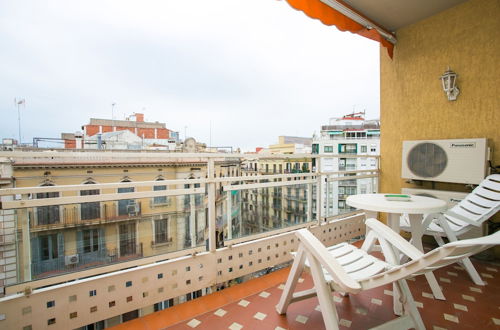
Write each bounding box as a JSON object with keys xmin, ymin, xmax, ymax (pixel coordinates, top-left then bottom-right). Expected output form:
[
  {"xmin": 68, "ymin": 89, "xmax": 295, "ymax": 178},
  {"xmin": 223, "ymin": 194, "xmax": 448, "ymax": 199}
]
[
  {"xmin": 81, "ymin": 181, "xmax": 100, "ymax": 220},
  {"xmin": 153, "ymin": 178, "xmax": 167, "ymax": 205},
  {"xmin": 302, "ymin": 163, "xmax": 309, "ymax": 172},
  {"xmin": 40, "ymin": 234, "xmax": 59, "ymax": 260},
  {"xmin": 36, "ymin": 183, "xmax": 60, "ymax": 225},
  {"xmin": 31, "ymin": 232, "xmax": 64, "ymax": 276},
  {"xmin": 118, "ymin": 179, "xmax": 135, "ymax": 216},
  {"xmin": 154, "ymin": 218, "xmax": 169, "ymax": 244},
  {"xmin": 82, "ymin": 229, "xmax": 100, "ymax": 253},
  {"xmin": 119, "ymin": 223, "xmax": 137, "ymax": 257},
  {"xmin": 339, "ymin": 144, "xmax": 357, "ymax": 154}
]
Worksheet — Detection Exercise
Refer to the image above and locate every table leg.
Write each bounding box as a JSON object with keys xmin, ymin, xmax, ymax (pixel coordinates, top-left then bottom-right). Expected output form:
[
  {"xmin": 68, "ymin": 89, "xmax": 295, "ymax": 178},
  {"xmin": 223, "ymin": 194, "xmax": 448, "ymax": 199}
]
[
  {"xmin": 408, "ymin": 214, "xmax": 446, "ymax": 300},
  {"xmin": 386, "ymin": 213, "xmax": 403, "ymax": 315}
]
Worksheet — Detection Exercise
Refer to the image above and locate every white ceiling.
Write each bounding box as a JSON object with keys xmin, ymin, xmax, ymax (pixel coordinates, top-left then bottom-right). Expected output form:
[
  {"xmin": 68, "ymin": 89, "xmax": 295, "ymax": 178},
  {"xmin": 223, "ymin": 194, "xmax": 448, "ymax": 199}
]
[{"xmin": 342, "ymin": 0, "xmax": 469, "ymax": 31}]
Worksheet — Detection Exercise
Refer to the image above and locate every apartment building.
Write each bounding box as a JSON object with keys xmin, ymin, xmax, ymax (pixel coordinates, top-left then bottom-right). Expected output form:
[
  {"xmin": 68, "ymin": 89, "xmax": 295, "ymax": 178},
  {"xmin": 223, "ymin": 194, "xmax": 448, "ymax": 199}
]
[
  {"xmin": 240, "ymin": 144, "xmax": 313, "ymax": 236},
  {"xmin": 312, "ymin": 112, "xmax": 380, "ymax": 216},
  {"xmin": 0, "ymin": 151, "xmax": 240, "ymax": 294}
]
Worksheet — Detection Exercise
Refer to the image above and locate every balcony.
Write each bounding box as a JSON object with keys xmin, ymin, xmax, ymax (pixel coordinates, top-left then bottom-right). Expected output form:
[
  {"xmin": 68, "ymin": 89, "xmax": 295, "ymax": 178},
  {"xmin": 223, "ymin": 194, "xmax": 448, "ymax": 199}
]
[
  {"xmin": 29, "ymin": 201, "xmax": 144, "ymax": 232},
  {"xmin": 112, "ymin": 257, "xmax": 499, "ymax": 330},
  {"xmin": 0, "ymin": 152, "xmax": 496, "ymax": 330}
]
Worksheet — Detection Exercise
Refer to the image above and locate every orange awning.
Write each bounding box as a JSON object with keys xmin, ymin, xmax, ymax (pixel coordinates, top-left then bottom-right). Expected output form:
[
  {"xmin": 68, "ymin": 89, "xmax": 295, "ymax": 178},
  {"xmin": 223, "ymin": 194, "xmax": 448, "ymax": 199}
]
[{"xmin": 284, "ymin": 0, "xmax": 394, "ymax": 58}]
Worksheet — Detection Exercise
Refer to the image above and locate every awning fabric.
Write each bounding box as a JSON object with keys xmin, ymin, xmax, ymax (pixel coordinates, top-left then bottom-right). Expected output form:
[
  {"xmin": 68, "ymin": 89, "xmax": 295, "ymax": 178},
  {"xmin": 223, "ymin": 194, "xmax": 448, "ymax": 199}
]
[{"xmin": 284, "ymin": 0, "xmax": 394, "ymax": 58}]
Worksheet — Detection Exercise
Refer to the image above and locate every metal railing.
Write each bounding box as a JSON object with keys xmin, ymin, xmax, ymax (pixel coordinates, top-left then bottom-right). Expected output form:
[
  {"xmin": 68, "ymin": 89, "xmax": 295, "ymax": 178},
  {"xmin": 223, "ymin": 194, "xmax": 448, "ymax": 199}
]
[
  {"xmin": 0, "ymin": 153, "xmax": 378, "ymax": 328},
  {"xmin": 0, "ymin": 151, "xmax": 378, "ymax": 329}
]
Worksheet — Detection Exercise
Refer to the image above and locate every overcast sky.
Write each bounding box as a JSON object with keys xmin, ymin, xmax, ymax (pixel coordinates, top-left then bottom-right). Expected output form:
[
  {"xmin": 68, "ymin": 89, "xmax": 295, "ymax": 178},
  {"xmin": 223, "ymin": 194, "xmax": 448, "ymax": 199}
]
[{"xmin": 0, "ymin": 0, "xmax": 380, "ymax": 151}]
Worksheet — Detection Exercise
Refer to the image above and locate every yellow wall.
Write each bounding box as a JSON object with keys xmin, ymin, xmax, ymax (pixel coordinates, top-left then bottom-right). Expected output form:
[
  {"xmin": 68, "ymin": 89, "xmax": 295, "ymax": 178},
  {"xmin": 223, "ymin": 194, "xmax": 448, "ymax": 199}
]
[
  {"xmin": 380, "ymin": 0, "xmax": 499, "ymax": 195},
  {"xmin": 380, "ymin": 0, "xmax": 499, "ymax": 255}
]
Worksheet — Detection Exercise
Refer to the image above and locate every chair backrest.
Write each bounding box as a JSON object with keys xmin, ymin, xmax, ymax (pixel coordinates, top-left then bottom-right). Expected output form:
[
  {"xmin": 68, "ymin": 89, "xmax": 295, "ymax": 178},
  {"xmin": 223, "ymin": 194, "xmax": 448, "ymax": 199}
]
[
  {"xmin": 445, "ymin": 174, "xmax": 500, "ymax": 227},
  {"xmin": 360, "ymin": 224, "xmax": 500, "ymax": 290}
]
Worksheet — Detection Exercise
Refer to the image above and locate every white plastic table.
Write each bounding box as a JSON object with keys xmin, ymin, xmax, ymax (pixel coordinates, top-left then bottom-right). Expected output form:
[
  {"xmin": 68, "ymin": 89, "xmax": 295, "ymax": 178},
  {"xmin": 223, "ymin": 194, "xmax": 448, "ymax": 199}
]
[{"xmin": 346, "ymin": 193, "xmax": 447, "ymax": 301}]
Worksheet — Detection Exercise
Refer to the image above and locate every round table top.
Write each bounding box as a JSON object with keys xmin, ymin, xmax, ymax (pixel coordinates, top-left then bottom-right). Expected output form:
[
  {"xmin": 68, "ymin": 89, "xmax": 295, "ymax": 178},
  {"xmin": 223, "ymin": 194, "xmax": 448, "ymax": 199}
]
[{"xmin": 346, "ymin": 193, "xmax": 447, "ymax": 214}]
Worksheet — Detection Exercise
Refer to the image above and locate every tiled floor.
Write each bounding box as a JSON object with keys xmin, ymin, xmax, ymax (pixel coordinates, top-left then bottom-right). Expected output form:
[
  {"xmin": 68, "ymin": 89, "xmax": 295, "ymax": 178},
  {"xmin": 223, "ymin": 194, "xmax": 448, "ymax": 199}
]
[{"xmin": 113, "ymin": 258, "xmax": 500, "ymax": 330}]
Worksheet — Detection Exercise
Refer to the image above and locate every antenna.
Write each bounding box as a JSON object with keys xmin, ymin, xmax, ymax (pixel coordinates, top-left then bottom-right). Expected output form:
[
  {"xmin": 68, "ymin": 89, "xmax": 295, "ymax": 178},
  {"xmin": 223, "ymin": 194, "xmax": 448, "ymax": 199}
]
[{"xmin": 15, "ymin": 98, "xmax": 25, "ymax": 144}]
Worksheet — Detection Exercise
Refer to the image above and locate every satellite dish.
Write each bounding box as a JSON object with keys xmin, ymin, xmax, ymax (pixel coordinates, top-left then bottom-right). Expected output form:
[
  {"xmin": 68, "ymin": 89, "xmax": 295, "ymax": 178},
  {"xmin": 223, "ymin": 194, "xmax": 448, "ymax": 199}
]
[{"xmin": 184, "ymin": 138, "xmax": 196, "ymax": 153}]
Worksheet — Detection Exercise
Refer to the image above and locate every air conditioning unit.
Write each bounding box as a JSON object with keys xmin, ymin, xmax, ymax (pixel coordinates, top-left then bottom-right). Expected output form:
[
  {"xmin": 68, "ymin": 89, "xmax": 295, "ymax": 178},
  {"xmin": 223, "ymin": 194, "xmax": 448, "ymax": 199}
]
[
  {"xmin": 127, "ymin": 202, "xmax": 139, "ymax": 216},
  {"xmin": 402, "ymin": 138, "xmax": 489, "ymax": 184},
  {"xmin": 65, "ymin": 254, "xmax": 79, "ymax": 265},
  {"xmin": 401, "ymin": 188, "xmax": 486, "ymax": 239}
]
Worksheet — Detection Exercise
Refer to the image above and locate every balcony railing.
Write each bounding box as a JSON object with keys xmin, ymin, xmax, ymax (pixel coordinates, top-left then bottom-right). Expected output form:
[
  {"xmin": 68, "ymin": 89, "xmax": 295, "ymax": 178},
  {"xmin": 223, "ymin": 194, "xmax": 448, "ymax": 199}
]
[
  {"xmin": 29, "ymin": 202, "xmax": 144, "ymax": 231},
  {"xmin": 0, "ymin": 152, "xmax": 378, "ymax": 330}
]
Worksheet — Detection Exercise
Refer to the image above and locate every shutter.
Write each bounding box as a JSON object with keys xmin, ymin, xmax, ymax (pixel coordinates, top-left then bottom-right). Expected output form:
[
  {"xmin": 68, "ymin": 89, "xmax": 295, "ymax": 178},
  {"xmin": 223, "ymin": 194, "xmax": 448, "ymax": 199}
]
[
  {"xmin": 57, "ymin": 232, "xmax": 65, "ymax": 257},
  {"xmin": 98, "ymin": 228, "xmax": 105, "ymax": 252},
  {"xmin": 76, "ymin": 231, "xmax": 83, "ymax": 254},
  {"xmin": 31, "ymin": 236, "xmax": 40, "ymax": 263}
]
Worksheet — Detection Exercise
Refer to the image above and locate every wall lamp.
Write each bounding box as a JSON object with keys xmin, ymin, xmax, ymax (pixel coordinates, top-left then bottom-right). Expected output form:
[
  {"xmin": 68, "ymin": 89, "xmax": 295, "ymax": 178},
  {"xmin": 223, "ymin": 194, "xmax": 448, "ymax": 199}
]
[{"xmin": 440, "ymin": 67, "xmax": 460, "ymax": 101}]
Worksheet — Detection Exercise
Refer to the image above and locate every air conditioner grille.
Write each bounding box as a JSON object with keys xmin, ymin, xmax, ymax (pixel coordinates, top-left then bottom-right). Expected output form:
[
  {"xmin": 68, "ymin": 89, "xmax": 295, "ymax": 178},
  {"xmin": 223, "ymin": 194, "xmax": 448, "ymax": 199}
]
[{"xmin": 407, "ymin": 143, "xmax": 448, "ymax": 178}]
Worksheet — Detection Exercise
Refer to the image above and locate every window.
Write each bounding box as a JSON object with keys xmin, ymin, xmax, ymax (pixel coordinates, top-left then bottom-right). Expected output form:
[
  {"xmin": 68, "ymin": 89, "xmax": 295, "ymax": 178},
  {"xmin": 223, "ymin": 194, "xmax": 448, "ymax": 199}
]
[
  {"xmin": 370, "ymin": 144, "xmax": 377, "ymax": 153},
  {"xmin": 81, "ymin": 181, "xmax": 100, "ymax": 220},
  {"xmin": 153, "ymin": 178, "xmax": 167, "ymax": 205},
  {"xmin": 40, "ymin": 234, "xmax": 59, "ymax": 261},
  {"xmin": 339, "ymin": 144, "xmax": 357, "ymax": 154},
  {"xmin": 324, "ymin": 146, "xmax": 333, "ymax": 153},
  {"xmin": 360, "ymin": 145, "xmax": 367, "ymax": 153},
  {"xmin": 154, "ymin": 218, "xmax": 168, "ymax": 244},
  {"xmin": 82, "ymin": 229, "xmax": 100, "ymax": 253},
  {"xmin": 154, "ymin": 299, "xmax": 174, "ymax": 312},
  {"xmin": 36, "ymin": 183, "xmax": 60, "ymax": 225},
  {"xmin": 118, "ymin": 179, "xmax": 135, "ymax": 216}
]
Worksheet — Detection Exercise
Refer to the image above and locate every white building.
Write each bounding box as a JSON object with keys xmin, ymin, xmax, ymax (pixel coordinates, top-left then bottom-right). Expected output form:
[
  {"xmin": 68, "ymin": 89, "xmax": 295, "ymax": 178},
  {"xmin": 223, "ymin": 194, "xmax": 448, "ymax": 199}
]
[{"xmin": 312, "ymin": 112, "xmax": 380, "ymax": 216}]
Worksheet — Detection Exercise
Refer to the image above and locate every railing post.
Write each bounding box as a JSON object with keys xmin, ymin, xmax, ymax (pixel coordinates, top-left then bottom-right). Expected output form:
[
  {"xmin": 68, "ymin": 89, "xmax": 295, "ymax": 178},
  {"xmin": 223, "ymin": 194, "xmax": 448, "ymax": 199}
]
[
  {"xmin": 315, "ymin": 156, "xmax": 322, "ymax": 224},
  {"xmin": 19, "ymin": 196, "xmax": 31, "ymax": 282},
  {"xmin": 207, "ymin": 158, "xmax": 217, "ymax": 252},
  {"xmin": 190, "ymin": 196, "xmax": 196, "ymax": 248},
  {"xmin": 227, "ymin": 187, "xmax": 232, "ymax": 240},
  {"xmin": 307, "ymin": 180, "xmax": 313, "ymax": 223}
]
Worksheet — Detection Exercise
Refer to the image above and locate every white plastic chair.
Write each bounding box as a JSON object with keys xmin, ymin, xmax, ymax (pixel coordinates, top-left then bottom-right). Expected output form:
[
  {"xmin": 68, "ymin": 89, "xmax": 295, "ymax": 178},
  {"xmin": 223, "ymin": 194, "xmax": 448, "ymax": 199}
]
[
  {"xmin": 276, "ymin": 218, "xmax": 500, "ymax": 330},
  {"xmin": 400, "ymin": 174, "xmax": 500, "ymax": 285}
]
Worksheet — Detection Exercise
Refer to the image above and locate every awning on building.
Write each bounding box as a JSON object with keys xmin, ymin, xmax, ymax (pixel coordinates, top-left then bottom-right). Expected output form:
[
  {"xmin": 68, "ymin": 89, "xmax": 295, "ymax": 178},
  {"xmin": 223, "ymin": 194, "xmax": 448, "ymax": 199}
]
[{"xmin": 284, "ymin": 0, "xmax": 395, "ymax": 58}]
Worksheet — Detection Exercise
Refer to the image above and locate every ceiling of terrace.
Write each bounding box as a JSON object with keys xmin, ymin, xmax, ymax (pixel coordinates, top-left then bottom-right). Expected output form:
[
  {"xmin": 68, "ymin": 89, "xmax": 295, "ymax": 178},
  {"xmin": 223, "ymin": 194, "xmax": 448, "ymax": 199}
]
[{"xmin": 342, "ymin": 0, "xmax": 469, "ymax": 31}]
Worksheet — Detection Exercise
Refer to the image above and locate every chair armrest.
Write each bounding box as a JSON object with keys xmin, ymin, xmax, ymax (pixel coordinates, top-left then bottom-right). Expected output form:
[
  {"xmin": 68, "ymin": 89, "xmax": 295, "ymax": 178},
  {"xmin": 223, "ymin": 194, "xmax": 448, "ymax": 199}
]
[
  {"xmin": 296, "ymin": 229, "xmax": 361, "ymax": 292},
  {"xmin": 365, "ymin": 218, "xmax": 424, "ymax": 260},
  {"xmin": 421, "ymin": 213, "xmax": 441, "ymax": 230}
]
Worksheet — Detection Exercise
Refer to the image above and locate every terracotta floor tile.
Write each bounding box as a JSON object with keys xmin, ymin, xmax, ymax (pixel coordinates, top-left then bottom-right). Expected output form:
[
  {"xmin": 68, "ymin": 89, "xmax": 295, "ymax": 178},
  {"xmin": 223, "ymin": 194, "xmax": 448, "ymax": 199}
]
[{"xmin": 111, "ymin": 256, "xmax": 500, "ymax": 330}]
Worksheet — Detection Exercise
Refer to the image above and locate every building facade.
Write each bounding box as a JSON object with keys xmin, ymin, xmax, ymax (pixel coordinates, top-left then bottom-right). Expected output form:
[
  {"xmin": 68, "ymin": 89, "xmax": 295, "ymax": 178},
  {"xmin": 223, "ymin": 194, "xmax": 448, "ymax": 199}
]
[
  {"xmin": 0, "ymin": 151, "xmax": 240, "ymax": 293},
  {"xmin": 312, "ymin": 112, "xmax": 380, "ymax": 216}
]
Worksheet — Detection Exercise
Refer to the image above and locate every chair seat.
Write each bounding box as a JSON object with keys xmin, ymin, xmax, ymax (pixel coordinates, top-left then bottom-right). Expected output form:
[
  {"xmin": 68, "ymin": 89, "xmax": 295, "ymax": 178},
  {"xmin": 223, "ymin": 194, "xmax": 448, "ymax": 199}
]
[{"xmin": 301, "ymin": 242, "xmax": 388, "ymax": 281}]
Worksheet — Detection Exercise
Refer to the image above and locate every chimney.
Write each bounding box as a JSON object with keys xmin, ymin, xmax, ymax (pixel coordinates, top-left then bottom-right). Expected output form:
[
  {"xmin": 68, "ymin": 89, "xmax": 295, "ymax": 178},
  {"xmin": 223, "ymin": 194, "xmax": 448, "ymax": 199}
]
[
  {"xmin": 135, "ymin": 113, "xmax": 144, "ymax": 122},
  {"xmin": 75, "ymin": 131, "xmax": 83, "ymax": 149}
]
